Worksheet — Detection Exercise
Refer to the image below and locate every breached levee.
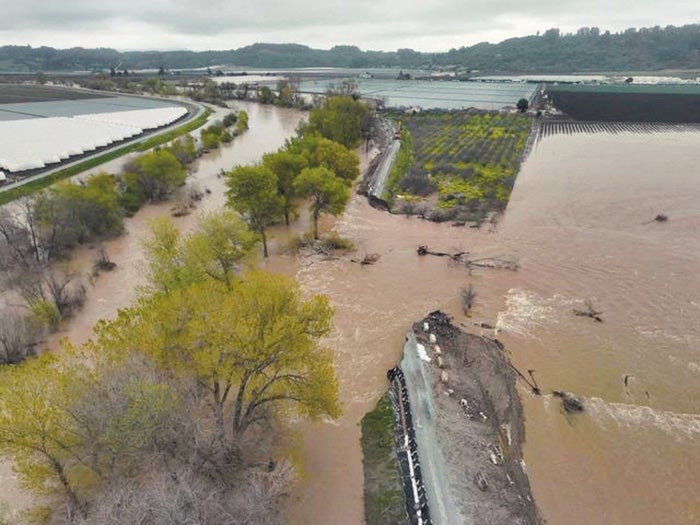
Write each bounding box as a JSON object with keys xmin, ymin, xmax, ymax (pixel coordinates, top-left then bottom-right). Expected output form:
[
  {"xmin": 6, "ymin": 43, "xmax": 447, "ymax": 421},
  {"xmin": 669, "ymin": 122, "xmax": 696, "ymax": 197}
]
[{"xmin": 376, "ymin": 310, "xmax": 540, "ymax": 524}]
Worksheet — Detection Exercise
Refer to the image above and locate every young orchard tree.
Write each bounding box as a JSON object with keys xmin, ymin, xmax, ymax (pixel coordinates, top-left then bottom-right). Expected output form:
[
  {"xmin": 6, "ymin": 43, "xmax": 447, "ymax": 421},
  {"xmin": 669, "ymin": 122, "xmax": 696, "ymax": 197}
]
[
  {"xmin": 226, "ymin": 165, "xmax": 283, "ymax": 257},
  {"xmin": 294, "ymin": 167, "xmax": 350, "ymax": 240}
]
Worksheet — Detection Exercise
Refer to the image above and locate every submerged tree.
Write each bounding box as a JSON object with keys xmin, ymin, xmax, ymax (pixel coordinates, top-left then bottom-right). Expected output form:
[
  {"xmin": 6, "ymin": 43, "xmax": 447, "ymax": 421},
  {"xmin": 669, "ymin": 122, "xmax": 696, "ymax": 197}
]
[
  {"xmin": 262, "ymin": 150, "xmax": 308, "ymax": 225},
  {"xmin": 294, "ymin": 167, "xmax": 350, "ymax": 240},
  {"xmin": 226, "ymin": 165, "xmax": 283, "ymax": 257},
  {"xmin": 303, "ymin": 95, "xmax": 369, "ymax": 149}
]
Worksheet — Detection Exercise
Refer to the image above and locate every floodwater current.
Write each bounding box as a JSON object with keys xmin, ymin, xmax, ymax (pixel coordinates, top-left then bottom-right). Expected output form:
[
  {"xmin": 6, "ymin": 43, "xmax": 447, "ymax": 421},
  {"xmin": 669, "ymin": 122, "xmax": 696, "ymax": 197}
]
[
  {"xmin": 2, "ymin": 104, "xmax": 699, "ymax": 524},
  {"xmin": 287, "ymin": 127, "xmax": 700, "ymax": 524}
]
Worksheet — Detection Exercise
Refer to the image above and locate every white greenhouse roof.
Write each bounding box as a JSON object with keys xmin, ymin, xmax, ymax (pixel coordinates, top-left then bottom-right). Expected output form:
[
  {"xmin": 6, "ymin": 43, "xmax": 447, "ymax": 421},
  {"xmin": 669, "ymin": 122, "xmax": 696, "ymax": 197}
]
[{"xmin": 0, "ymin": 106, "xmax": 187, "ymax": 173}]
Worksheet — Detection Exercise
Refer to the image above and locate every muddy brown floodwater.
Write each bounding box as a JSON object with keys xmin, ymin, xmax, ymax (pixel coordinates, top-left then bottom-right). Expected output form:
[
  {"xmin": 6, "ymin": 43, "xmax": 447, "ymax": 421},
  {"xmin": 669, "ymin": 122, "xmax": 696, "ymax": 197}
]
[
  {"xmin": 3, "ymin": 104, "xmax": 699, "ymax": 525},
  {"xmin": 287, "ymin": 128, "xmax": 700, "ymax": 524}
]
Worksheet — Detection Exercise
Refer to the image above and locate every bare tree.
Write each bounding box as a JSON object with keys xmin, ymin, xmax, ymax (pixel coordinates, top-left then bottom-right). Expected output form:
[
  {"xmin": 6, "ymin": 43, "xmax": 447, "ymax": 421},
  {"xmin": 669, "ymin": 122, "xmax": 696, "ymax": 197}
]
[
  {"xmin": 0, "ymin": 209, "xmax": 37, "ymax": 272},
  {"xmin": 0, "ymin": 310, "xmax": 43, "ymax": 364},
  {"xmin": 18, "ymin": 265, "xmax": 85, "ymax": 327},
  {"xmin": 62, "ymin": 461, "xmax": 295, "ymax": 525}
]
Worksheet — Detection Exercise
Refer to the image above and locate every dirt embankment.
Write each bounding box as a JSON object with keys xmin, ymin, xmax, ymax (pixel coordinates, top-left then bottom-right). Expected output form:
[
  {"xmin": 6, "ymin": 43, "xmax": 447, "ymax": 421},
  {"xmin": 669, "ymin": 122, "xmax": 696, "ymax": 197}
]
[{"xmin": 400, "ymin": 311, "xmax": 540, "ymax": 524}]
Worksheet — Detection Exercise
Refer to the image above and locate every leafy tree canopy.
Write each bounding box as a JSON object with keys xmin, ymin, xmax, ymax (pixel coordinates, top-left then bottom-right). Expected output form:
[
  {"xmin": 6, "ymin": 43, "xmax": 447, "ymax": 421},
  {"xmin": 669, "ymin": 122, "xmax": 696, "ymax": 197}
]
[
  {"xmin": 262, "ymin": 150, "xmax": 309, "ymax": 225},
  {"xmin": 303, "ymin": 95, "xmax": 369, "ymax": 149},
  {"xmin": 294, "ymin": 166, "xmax": 350, "ymax": 239},
  {"xmin": 288, "ymin": 135, "xmax": 360, "ymax": 185},
  {"xmin": 225, "ymin": 164, "xmax": 284, "ymax": 257}
]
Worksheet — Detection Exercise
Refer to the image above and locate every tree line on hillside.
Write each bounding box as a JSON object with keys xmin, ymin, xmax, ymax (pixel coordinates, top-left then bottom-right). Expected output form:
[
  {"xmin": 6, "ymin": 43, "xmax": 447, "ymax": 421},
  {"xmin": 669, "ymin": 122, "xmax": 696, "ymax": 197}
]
[{"xmin": 1, "ymin": 24, "xmax": 699, "ymax": 72}]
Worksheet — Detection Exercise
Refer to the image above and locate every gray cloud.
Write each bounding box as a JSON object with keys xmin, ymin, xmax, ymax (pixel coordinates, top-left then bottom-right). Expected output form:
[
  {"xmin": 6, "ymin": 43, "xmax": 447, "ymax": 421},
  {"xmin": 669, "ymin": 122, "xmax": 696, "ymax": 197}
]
[{"xmin": 0, "ymin": 0, "xmax": 697, "ymax": 51}]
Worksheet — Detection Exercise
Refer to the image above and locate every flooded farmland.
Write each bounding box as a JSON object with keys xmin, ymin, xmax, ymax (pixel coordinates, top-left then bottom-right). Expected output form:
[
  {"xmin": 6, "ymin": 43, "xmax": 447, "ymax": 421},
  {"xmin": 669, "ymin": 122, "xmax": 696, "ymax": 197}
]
[
  {"xmin": 287, "ymin": 125, "xmax": 700, "ymax": 524},
  {"xmin": 1, "ymin": 99, "xmax": 699, "ymax": 524}
]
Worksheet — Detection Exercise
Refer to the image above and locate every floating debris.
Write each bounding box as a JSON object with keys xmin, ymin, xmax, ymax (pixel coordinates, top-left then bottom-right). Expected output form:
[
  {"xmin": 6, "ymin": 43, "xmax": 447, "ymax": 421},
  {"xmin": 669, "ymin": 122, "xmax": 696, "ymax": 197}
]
[{"xmin": 553, "ymin": 391, "xmax": 584, "ymax": 413}]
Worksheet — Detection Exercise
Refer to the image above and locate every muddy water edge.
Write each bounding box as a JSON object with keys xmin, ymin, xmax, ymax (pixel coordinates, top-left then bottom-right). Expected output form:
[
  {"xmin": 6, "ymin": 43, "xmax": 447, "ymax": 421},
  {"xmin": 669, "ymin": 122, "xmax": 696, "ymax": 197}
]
[
  {"xmin": 2, "ymin": 104, "xmax": 699, "ymax": 525},
  {"xmin": 287, "ymin": 128, "xmax": 700, "ymax": 524},
  {"xmin": 0, "ymin": 101, "xmax": 305, "ymax": 519}
]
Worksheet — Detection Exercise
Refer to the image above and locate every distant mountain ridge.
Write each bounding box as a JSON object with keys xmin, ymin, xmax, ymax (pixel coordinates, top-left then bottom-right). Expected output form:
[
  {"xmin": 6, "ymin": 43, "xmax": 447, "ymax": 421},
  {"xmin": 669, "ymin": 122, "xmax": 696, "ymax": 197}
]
[{"xmin": 1, "ymin": 24, "xmax": 699, "ymax": 73}]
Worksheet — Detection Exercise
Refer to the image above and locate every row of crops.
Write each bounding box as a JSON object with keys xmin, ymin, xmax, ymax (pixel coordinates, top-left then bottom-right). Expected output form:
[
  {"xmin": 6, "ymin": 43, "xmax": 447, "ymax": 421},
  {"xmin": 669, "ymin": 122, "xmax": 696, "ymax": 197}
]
[{"xmin": 385, "ymin": 110, "xmax": 532, "ymax": 218}]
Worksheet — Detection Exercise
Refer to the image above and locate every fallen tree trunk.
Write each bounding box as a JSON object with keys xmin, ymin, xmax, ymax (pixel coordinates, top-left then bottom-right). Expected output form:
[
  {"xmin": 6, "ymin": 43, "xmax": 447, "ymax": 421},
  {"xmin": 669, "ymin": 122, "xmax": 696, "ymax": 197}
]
[{"xmin": 417, "ymin": 246, "xmax": 519, "ymax": 270}]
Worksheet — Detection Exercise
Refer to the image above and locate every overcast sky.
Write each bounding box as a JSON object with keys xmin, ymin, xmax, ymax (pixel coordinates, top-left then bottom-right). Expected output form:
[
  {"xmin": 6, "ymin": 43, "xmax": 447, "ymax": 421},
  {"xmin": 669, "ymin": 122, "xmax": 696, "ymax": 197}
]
[{"xmin": 0, "ymin": 0, "xmax": 698, "ymax": 52}]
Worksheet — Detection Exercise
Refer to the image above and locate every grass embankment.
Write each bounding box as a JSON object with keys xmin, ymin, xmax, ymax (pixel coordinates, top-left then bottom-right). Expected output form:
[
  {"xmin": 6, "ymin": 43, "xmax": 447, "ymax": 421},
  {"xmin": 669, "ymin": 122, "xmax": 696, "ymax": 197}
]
[
  {"xmin": 384, "ymin": 110, "xmax": 531, "ymax": 221},
  {"xmin": 0, "ymin": 108, "xmax": 211, "ymax": 206},
  {"xmin": 361, "ymin": 392, "xmax": 406, "ymax": 525}
]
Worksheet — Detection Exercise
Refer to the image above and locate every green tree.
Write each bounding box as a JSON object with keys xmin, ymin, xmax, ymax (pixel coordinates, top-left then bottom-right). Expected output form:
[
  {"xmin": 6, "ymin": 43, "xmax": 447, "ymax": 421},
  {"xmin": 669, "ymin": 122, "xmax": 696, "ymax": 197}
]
[
  {"xmin": 123, "ymin": 149, "xmax": 186, "ymax": 204},
  {"xmin": 294, "ymin": 167, "xmax": 350, "ymax": 240},
  {"xmin": 91, "ymin": 272, "xmax": 340, "ymax": 450},
  {"xmin": 262, "ymin": 150, "xmax": 308, "ymax": 225},
  {"xmin": 33, "ymin": 174, "xmax": 123, "ymax": 256},
  {"xmin": 289, "ymin": 135, "xmax": 360, "ymax": 185},
  {"xmin": 237, "ymin": 110, "xmax": 249, "ymax": 133},
  {"xmin": 167, "ymin": 135, "xmax": 197, "ymax": 165},
  {"xmin": 257, "ymin": 86, "xmax": 275, "ymax": 104},
  {"xmin": 0, "ymin": 354, "xmax": 87, "ymax": 518},
  {"xmin": 304, "ymin": 95, "xmax": 369, "ymax": 149},
  {"xmin": 141, "ymin": 217, "xmax": 200, "ymax": 293},
  {"xmin": 276, "ymin": 79, "xmax": 301, "ymax": 107},
  {"xmin": 142, "ymin": 212, "xmax": 258, "ymax": 293},
  {"xmin": 517, "ymin": 98, "xmax": 529, "ymax": 112},
  {"xmin": 184, "ymin": 210, "xmax": 258, "ymax": 290},
  {"xmin": 226, "ymin": 165, "xmax": 283, "ymax": 257}
]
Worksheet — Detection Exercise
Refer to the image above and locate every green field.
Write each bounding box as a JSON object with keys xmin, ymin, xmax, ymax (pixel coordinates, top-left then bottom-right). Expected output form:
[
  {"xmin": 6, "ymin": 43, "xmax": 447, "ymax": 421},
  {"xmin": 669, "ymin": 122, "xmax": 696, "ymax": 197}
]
[{"xmin": 385, "ymin": 109, "xmax": 532, "ymax": 219}]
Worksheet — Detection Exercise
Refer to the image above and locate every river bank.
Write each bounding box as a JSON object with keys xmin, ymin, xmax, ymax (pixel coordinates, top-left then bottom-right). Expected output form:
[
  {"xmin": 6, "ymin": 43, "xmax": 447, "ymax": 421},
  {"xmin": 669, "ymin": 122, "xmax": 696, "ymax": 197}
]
[{"xmin": 0, "ymin": 101, "xmax": 306, "ymax": 522}]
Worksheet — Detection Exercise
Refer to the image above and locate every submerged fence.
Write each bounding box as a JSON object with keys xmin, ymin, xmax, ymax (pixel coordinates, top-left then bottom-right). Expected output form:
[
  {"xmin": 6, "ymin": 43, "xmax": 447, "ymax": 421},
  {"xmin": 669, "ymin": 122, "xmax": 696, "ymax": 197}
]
[{"xmin": 536, "ymin": 120, "xmax": 700, "ymax": 143}]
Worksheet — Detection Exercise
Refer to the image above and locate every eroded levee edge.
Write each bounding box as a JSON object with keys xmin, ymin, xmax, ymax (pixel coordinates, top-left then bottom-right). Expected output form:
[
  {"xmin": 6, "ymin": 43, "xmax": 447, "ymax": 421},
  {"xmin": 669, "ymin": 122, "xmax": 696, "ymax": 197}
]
[{"xmin": 367, "ymin": 310, "xmax": 541, "ymax": 525}]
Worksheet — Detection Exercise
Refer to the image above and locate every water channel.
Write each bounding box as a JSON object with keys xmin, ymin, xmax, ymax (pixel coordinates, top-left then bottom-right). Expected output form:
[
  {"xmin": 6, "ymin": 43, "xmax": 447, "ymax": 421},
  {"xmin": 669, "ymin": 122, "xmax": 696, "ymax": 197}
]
[{"xmin": 2, "ymin": 102, "xmax": 699, "ymax": 524}]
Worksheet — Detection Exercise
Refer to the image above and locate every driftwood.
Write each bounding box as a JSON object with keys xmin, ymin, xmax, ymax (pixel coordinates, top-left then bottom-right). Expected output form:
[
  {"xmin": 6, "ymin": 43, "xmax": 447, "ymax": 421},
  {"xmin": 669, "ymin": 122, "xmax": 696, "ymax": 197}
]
[
  {"xmin": 553, "ymin": 391, "xmax": 584, "ymax": 413},
  {"xmin": 417, "ymin": 245, "xmax": 519, "ymax": 271},
  {"xmin": 572, "ymin": 300, "xmax": 603, "ymax": 322},
  {"xmin": 417, "ymin": 245, "xmax": 468, "ymax": 261},
  {"xmin": 466, "ymin": 257, "xmax": 519, "ymax": 271},
  {"xmin": 642, "ymin": 214, "xmax": 668, "ymax": 225},
  {"xmin": 350, "ymin": 253, "xmax": 381, "ymax": 266},
  {"xmin": 93, "ymin": 248, "xmax": 116, "ymax": 272}
]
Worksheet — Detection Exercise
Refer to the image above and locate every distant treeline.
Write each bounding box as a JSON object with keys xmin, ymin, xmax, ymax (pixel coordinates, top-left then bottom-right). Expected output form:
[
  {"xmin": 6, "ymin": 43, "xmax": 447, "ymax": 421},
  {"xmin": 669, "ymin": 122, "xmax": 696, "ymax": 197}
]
[{"xmin": 1, "ymin": 24, "xmax": 699, "ymax": 73}]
